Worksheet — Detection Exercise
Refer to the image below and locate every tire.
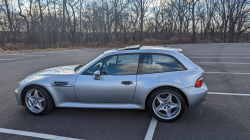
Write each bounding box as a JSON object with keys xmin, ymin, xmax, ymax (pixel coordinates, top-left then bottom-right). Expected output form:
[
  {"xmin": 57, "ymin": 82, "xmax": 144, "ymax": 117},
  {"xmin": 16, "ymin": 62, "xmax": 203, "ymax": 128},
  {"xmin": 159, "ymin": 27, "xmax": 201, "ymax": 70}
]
[
  {"xmin": 148, "ymin": 88, "xmax": 185, "ymax": 122},
  {"xmin": 23, "ymin": 86, "xmax": 54, "ymax": 116}
]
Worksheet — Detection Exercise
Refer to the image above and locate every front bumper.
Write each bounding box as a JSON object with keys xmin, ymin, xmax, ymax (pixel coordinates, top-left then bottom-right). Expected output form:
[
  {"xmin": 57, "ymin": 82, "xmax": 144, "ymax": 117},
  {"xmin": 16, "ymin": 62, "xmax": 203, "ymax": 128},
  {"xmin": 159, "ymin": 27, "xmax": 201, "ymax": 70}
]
[
  {"xmin": 15, "ymin": 88, "xmax": 23, "ymax": 105},
  {"xmin": 182, "ymin": 82, "xmax": 207, "ymax": 107}
]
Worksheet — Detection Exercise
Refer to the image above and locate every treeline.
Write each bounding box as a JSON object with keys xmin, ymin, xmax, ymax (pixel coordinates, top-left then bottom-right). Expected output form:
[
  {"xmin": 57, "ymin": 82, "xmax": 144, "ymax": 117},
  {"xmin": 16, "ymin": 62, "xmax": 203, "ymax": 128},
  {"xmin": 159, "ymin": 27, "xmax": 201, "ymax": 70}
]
[{"xmin": 0, "ymin": 0, "xmax": 250, "ymax": 50}]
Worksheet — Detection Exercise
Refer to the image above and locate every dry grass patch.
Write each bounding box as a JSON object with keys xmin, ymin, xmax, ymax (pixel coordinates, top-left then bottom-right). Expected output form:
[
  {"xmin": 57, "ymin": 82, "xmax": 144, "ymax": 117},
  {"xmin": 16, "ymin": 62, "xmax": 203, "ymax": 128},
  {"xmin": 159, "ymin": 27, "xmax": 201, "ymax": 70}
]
[
  {"xmin": 2, "ymin": 38, "xmax": 246, "ymax": 54},
  {"xmin": 0, "ymin": 42, "xmax": 132, "ymax": 54}
]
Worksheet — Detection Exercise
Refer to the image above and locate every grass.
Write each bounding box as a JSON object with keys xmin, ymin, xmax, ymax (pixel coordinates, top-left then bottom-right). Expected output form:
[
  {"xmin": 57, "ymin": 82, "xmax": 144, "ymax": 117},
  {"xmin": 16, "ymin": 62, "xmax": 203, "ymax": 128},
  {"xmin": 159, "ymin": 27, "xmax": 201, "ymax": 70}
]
[
  {"xmin": 0, "ymin": 39, "xmax": 159, "ymax": 54},
  {"xmin": 0, "ymin": 42, "xmax": 123, "ymax": 54}
]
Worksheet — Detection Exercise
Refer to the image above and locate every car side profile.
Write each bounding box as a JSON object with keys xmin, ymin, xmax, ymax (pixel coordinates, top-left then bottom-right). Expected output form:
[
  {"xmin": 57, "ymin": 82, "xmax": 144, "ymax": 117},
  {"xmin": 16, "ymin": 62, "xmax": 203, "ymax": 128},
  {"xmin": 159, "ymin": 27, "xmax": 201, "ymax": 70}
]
[{"xmin": 14, "ymin": 45, "xmax": 207, "ymax": 122}]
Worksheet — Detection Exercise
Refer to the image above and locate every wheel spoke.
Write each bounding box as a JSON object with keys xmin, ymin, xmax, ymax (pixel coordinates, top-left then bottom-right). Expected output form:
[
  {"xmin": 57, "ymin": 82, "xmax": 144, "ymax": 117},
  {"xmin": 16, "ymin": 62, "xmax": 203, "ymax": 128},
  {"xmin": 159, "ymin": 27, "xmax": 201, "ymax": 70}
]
[
  {"xmin": 30, "ymin": 103, "xmax": 35, "ymax": 110},
  {"xmin": 33, "ymin": 90, "xmax": 38, "ymax": 99},
  {"xmin": 156, "ymin": 96, "xmax": 165, "ymax": 104},
  {"xmin": 37, "ymin": 95, "xmax": 45, "ymax": 103},
  {"xmin": 36, "ymin": 103, "xmax": 43, "ymax": 110},
  {"xmin": 165, "ymin": 108, "xmax": 171, "ymax": 117},
  {"xmin": 38, "ymin": 98, "xmax": 45, "ymax": 103},
  {"xmin": 166, "ymin": 94, "xmax": 172, "ymax": 103},
  {"xmin": 156, "ymin": 104, "xmax": 164, "ymax": 111},
  {"xmin": 169, "ymin": 103, "xmax": 180, "ymax": 109},
  {"xmin": 28, "ymin": 96, "xmax": 35, "ymax": 103},
  {"xmin": 27, "ymin": 93, "xmax": 35, "ymax": 105},
  {"xmin": 27, "ymin": 99, "xmax": 33, "ymax": 106}
]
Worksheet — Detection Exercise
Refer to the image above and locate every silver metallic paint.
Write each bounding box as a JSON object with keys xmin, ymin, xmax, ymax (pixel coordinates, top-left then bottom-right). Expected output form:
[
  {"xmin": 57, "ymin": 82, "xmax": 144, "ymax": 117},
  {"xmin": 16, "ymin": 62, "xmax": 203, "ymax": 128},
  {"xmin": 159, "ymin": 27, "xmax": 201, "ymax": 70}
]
[
  {"xmin": 182, "ymin": 82, "xmax": 207, "ymax": 107},
  {"xmin": 15, "ymin": 46, "xmax": 207, "ymax": 110},
  {"xmin": 75, "ymin": 75, "xmax": 137, "ymax": 103},
  {"xmin": 57, "ymin": 102, "xmax": 142, "ymax": 109},
  {"xmin": 132, "ymin": 69, "xmax": 205, "ymax": 107}
]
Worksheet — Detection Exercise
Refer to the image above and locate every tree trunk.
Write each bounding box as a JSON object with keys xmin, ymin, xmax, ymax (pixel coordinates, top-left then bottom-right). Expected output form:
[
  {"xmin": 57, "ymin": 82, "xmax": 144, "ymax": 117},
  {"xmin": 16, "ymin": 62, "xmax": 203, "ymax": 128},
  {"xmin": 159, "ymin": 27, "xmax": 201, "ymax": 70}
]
[
  {"xmin": 192, "ymin": 0, "xmax": 196, "ymax": 43},
  {"xmin": 62, "ymin": 0, "xmax": 67, "ymax": 41},
  {"xmin": 5, "ymin": 0, "xmax": 13, "ymax": 42},
  {"xmin": 38, "ymin": 0, "xmax": 45, "ymax": 46},
  {"xmin": 140, "ymin": 0, "xmax": 143, "ymax": 42}
]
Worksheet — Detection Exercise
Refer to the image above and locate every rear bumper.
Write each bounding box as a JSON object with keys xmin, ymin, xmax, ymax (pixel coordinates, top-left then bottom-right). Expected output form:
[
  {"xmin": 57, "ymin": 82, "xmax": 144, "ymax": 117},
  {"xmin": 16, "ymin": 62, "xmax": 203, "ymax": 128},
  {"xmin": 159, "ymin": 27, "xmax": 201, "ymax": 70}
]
[{"xmin": 182, "ymin": 82, "xmax": 207, "ymax": 107}]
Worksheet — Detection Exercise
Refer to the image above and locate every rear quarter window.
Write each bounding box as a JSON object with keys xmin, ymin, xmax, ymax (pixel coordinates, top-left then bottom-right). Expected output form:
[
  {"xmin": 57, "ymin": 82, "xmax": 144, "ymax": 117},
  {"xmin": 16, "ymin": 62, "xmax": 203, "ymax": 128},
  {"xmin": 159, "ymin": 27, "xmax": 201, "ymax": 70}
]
[{"xmin": 140, "ymin": 54, "xmax": 186, "ymax": 74}]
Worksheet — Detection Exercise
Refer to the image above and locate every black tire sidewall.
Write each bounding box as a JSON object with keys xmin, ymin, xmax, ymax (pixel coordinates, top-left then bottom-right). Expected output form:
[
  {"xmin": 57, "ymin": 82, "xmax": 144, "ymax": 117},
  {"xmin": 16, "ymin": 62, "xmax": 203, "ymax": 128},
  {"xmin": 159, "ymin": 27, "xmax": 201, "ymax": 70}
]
[{"xmin": 148, "ymin": 88, "xmax": 185, "ymax": 122}]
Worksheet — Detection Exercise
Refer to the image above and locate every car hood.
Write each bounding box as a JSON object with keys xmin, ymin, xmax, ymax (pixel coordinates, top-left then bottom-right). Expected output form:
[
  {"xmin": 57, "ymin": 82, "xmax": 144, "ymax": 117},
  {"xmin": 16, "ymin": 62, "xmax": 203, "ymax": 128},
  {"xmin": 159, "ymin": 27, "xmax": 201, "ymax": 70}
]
[
  {"xmin": 19, "ymin": 65, "xmax": 79, "ymax": 87},
  {"xmin": 34, "ymin": 65, "xmax": 79, "ymax": 75}
]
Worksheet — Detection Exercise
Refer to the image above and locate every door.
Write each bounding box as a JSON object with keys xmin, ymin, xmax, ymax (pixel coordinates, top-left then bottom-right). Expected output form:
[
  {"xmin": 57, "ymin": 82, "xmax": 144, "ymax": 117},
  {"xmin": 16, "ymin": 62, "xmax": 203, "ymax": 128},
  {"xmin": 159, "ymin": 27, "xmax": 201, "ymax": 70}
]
[{"xmin": 75, "ymin": 54, "xmax": 140, "ymax": 103}]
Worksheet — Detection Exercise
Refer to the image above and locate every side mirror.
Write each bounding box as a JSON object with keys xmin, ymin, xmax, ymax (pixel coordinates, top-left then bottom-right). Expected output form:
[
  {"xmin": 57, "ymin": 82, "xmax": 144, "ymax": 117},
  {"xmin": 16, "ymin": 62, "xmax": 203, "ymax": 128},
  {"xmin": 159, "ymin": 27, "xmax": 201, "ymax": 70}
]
[
  {"xmin": 94, "ymin": 70, "xmax": 100, "ymax": 80},
  {"xmin": 117, "ymin": 59, "xmax": 121, "ymax": 63}
]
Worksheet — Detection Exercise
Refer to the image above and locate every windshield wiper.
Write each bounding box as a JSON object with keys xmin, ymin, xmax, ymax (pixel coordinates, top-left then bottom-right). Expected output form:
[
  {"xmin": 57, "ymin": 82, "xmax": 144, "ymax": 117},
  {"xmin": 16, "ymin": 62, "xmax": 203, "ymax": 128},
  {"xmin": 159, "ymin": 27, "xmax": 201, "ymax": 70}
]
[{"xmin": 74, "ymin": 64, "xmax": 83, "ymax": 72}]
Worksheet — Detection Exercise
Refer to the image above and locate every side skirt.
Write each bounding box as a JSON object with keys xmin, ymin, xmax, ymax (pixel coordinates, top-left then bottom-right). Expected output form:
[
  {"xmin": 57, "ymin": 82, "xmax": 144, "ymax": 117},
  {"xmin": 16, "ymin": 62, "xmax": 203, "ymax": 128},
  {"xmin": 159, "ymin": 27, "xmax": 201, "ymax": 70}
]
[{"xmin": 56, "ymin": 102, "xmax": 144, "ymax": 110}]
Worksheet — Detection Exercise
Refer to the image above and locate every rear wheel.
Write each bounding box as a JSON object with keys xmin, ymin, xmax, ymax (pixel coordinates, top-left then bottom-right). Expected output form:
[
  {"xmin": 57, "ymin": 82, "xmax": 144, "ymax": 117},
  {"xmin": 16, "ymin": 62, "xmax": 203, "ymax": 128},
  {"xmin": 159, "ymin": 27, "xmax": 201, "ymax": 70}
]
[
  {"xmin": 148, "ymin": 88, "xmax": 185, "ymax": 122},
  {"xmin": 24, "ymin": 86, "xmax": 54, "ymax": 116}
]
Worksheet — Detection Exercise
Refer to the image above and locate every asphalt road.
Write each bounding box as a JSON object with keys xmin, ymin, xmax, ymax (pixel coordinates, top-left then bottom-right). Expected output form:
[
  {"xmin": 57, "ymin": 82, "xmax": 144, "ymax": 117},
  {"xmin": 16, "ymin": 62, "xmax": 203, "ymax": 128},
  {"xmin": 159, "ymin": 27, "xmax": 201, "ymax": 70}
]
[{"xmin": 0, "ymin": 43, "xmax": 250, "ymax": 140}]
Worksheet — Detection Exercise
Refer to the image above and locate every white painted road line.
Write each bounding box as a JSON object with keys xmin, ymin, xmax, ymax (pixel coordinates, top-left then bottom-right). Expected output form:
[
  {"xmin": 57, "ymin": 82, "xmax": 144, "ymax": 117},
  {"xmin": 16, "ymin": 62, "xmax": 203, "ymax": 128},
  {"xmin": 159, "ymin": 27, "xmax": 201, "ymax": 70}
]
[
  {"xmin": 0, "ymin": 59, "xmax": 15, "ymax": 61},
  {"xmin": 59, "ymin": 53, "xmax": 69, "ymax": 54},
  {"xmin": 62, "ymin": 50, "xmax": 82, "ymax": 52},
  {"xmin": 19, "ymin": 55, "xmax": 46, "ymax": 57},
  {"xmin": 11, "ymin": 54, "xmax": 22, "ymax": 55},
  {"xmin": 208, "ymin": 92, "xmax": 250, "ymax": 96},
  {"xmin": 0, "ymin": 128, "xmax": 84, "ymax": 140},
  {"xmin": 198, "ymin": 62, "xmax": 250, "ymax": 64},
  {"xmin": 144, "ymin": 117, "xmax": 158, "ymax": 140},
  {"xmin": 11, "ymin": 54, "xmax": 46, "ymax": 57},
  {"xmin": 190, "ymin": 57, "xmax": 250, "ymax": 58},
  {"xmin": 205, "ymin": 72, "xmax": 250, "ymax": 74},
  {"xmin": 39, "ymin": 52, "xmax": 70, "ymax": 54}
]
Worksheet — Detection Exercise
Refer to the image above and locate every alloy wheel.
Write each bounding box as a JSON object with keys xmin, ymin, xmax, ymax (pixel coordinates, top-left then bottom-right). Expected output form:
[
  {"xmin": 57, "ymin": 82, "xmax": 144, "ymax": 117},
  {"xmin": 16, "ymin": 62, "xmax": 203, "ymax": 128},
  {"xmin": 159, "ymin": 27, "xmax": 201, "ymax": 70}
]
[
  {"xmin": 152, "ymin": 92, "xmax": 181, "ymax": 120},
  {"xmin": 25, "ymin": 89, "xmax": 46, "ymax": 113}
]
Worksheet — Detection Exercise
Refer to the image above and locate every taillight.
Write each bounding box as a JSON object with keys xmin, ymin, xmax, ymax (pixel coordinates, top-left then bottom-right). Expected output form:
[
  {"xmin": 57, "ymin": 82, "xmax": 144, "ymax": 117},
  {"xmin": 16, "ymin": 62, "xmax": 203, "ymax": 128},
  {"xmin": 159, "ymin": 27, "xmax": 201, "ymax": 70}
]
[{"xmin": 195, "ymin": 77, "xmax": 203, "ymax": 88}]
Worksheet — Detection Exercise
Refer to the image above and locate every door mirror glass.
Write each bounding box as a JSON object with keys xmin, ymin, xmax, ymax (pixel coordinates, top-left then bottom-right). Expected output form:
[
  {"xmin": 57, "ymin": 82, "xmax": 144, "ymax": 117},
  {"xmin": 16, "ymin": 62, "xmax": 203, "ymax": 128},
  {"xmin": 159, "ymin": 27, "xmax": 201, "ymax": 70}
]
[{"xmin": 94, "ymin": 70, "xmax": 100, "ymax": 80}]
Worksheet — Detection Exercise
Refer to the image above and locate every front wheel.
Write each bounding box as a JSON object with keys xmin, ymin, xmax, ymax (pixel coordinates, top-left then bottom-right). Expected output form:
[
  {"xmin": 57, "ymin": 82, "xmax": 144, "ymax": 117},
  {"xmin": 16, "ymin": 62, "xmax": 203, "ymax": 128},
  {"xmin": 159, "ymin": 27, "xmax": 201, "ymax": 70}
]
[
  {"xmin": 148, "ymin": 88, "xmax": 185, "ymax": 122},
  {"xmin": 24, "ymin": 86, "xmax": 54, "ymax": 116}
]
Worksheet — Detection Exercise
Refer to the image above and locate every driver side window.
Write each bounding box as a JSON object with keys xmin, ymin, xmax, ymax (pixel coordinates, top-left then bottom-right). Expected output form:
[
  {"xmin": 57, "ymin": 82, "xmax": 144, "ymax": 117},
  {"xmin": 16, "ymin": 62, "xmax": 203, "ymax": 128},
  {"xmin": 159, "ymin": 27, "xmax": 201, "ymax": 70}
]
[
  {"xmin": 101, "ymin": 54, "xmax": 139, "ymax": 75},
  {"xmin": 82, "ymin": 59, "xmax": 104, "ymax": 75}
]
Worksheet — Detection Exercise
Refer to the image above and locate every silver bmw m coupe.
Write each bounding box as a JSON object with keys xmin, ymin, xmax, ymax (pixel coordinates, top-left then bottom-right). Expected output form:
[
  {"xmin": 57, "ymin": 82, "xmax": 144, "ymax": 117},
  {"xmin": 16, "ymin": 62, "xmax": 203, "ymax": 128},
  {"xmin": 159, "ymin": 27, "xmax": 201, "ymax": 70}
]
[{"xmin": 15, "ymin": 45, "xmax": 207, "ymax": 122}]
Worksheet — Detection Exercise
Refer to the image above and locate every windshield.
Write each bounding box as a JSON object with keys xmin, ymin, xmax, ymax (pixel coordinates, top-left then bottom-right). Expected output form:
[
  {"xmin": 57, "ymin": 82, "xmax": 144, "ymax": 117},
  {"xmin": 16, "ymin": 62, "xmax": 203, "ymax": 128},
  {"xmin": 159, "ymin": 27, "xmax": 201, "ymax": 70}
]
[{"xmin": 76, "ymin": 53, "xmax": 104, "ymax": 73}]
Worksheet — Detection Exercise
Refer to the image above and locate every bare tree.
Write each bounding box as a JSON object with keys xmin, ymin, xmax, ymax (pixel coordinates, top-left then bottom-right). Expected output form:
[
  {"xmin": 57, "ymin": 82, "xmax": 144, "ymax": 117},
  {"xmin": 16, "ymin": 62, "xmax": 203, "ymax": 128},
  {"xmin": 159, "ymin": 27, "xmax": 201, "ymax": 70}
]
[
  {"xmin": 0, "ymin": 0, "xmax": 250, "ymax": 49},
  {"xmin": 4, "ymin": 0, "xmax": 13, "ymax": 42}
]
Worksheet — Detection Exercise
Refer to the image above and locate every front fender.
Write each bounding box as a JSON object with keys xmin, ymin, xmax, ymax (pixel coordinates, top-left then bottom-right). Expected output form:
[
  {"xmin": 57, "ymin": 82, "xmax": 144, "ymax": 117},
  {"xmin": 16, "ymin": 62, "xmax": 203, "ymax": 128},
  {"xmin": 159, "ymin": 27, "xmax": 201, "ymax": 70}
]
[{"xmin": 17, "ymin": 75, "xmax": 79, "ymax": 106}]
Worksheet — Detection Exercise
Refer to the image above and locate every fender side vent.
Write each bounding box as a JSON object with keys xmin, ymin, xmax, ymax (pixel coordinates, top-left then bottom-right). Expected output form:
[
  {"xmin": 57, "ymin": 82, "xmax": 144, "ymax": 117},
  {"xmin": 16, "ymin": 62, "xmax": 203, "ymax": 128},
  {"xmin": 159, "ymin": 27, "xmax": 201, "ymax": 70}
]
[{"xmin": 54, "ymin": 82, "xmax": 68, "ymax": 86}]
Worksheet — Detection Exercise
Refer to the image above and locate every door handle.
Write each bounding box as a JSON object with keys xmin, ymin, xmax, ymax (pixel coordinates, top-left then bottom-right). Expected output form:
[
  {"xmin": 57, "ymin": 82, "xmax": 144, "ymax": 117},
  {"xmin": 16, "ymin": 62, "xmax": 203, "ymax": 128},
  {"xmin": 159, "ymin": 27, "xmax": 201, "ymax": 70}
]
[{"xmin": 121, "ymin": 81, "xmax": 133, "ymax": 85}]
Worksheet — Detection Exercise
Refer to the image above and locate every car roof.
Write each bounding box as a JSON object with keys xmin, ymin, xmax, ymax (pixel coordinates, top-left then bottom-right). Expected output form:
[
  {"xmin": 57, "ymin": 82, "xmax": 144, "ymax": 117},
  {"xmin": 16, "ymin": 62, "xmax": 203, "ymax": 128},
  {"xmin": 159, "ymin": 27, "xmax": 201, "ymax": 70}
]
[
  {"xmin": 104, "ymin": 45, "xmax": 182, "ymax": 54},
  {"xmin": 99, "ymin": 45, "xmax": 200, "ymax": 70}
]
